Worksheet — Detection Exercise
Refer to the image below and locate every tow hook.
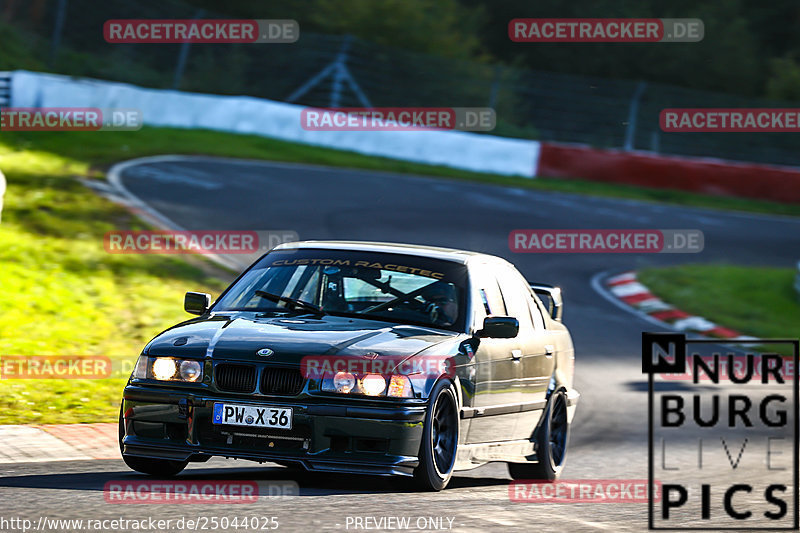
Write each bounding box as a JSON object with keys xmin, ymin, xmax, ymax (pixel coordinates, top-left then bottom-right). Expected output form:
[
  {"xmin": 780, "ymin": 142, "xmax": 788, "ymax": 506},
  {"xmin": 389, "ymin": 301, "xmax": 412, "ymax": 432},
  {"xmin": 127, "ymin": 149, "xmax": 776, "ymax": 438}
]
[{"xmin": 178, "ymin": 398, "xmax": 192, "ymax": 419}]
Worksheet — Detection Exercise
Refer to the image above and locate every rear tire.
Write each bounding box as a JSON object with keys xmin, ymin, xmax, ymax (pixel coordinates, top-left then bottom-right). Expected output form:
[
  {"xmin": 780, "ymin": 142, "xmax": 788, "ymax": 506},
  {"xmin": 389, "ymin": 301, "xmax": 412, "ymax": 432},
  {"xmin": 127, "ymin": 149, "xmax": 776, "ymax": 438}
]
[
  {"xmin": 413, "ymin": 380, "xmax": 459, "ymax": 491},
  {"xmin": 118, "ymin": 405, "xmax": 188, "ymax": 477},
  {"xmin": 508, "ymin": 389, "xmax": 569, "ymax": 481}
]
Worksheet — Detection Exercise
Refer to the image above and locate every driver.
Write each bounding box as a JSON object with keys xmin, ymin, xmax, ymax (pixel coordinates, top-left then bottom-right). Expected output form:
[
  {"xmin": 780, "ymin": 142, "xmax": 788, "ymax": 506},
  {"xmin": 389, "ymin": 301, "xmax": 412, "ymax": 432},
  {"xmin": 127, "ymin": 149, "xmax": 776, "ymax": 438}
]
[{"xmin": 420, "ymin": 281, "xmax": 458, "ymax": 326}]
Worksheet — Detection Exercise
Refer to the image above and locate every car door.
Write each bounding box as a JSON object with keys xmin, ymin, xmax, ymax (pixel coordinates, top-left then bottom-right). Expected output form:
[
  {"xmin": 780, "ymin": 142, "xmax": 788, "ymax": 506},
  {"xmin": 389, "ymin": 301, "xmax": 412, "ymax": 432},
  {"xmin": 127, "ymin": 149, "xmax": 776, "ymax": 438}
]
[
  {"xmin": 464, "ymin": 262, "xmax": 523, "ymax": 444},
  {"xmin": 497, "ymin": 266, "xmax": 558, "ymax": 440}
]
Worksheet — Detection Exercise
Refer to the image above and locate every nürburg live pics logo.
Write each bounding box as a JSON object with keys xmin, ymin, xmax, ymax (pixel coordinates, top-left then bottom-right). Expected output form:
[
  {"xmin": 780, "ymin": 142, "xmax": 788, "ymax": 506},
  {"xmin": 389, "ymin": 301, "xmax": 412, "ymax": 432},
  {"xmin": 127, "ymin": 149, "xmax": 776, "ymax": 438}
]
[{"xmin": 642, "ymin": 333, "xmax": 799, "ymax": 530}]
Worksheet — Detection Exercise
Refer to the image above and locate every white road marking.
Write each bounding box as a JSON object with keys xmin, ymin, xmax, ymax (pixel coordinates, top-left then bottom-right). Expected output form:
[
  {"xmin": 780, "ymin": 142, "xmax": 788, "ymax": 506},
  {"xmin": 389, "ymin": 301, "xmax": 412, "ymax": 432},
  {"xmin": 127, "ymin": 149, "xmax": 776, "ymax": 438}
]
[
  {"xmin": 671, "ymin": 316, "xmax": 717, "ymax": 331},
  {"xmin": 609, "ymin": 282, "xmax": 650, "ymax": 297}
]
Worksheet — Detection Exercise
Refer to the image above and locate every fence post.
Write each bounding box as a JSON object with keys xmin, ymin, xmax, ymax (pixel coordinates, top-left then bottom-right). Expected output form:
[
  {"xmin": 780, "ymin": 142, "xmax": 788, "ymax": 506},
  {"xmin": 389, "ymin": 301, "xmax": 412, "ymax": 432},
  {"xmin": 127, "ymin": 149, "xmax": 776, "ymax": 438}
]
[
  {"xmin": 623, "ymin": 81, "xmax": 647, "ymax": 151},
  {"xmin": 286, "ymin": 34, "xmax": 371, "ymax": 108},
  {"xmin": 329, "ymin": 35, "xmax": 352, "ymax": 107},
  {"xmin": 650, "ymin": 131, "xmax": 660, "ymax": 153},
  {"xmin": 0, "ymin": 72, "xmax": 11, "ymax": 107},
  {"xmin": 48, "ymin": 0, "xmax": 68, "ymax": 68},
  {"xmin": 173, "ymin": 9, "xmax": 205, "ymax": 90},
  {"xmin": 488, "ymin": 66, "xmax": 502, "ymax": 109}
]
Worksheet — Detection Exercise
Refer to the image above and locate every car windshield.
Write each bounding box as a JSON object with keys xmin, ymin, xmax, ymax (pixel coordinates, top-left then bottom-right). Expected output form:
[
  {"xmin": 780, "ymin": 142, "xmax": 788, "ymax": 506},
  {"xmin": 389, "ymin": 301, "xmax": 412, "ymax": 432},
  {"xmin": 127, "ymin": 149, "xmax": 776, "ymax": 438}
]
[{"xmin": 213, "ymin": 249, "xmax": 469, "ymax": 331}]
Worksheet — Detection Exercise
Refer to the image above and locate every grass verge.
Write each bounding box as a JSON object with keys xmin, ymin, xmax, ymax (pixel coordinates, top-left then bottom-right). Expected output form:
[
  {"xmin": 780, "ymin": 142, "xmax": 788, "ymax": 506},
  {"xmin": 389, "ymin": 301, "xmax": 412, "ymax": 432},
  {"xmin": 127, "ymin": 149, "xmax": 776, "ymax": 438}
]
[
  {"xmin": 0, "ymin": 133, "xmax": 233, "ymax": 425},
  {"xmin": 638, "ymin": 264, "xmax": 800, "ymax": 346}
]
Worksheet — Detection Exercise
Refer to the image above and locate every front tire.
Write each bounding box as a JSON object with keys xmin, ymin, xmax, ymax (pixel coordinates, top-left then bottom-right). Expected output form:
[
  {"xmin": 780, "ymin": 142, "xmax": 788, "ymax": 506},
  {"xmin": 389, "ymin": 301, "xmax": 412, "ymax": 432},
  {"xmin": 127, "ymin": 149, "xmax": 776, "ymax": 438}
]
[
  {"xmin": 508, "ymin": 389, "xmax": 569, "ymax": 481},
  {"xmin": 413, "ymin": 380, "xmax": 459, "ymax": 491},
  {"xmin": 118, "ymin": 405, "xmax": 188, "ymax": 477}
]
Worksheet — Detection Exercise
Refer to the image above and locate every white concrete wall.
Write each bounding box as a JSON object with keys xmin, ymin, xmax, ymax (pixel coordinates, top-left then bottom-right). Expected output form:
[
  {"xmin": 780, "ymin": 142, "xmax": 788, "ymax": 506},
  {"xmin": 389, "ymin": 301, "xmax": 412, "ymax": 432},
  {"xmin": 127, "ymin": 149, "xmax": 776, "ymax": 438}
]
[
  {"xmin": 795, "ymin": 261, "xmax": 800, "ymax": 299},
  {"xmin": 11, "ymin": 70, "xmax": 540, "ymax": 177},
  {"xmin": 0, "ymin": 169, "xmax": 5, "ymax": 224}
]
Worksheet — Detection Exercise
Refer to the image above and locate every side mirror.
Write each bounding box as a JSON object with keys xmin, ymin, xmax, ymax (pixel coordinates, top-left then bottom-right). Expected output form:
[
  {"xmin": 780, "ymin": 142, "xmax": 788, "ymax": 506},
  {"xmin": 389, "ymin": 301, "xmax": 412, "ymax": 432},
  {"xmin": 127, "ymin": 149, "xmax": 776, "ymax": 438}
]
[
  {"xmin": 478, "ymin": 316, "xmax": 519, "ymax": 338},
  {"xmin": 530, "ymin": 283, "xmax": 563, "ymax": 322},
  {"xmin": 184, "ymin": 292, "xmax": 210, "ymax": 315}
]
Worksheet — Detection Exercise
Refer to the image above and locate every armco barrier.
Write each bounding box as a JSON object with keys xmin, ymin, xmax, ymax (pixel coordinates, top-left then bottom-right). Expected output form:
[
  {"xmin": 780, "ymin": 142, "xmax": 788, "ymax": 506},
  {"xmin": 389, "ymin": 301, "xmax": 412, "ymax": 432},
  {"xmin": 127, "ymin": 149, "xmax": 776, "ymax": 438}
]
[
  {"xmin": 9, "ymin": 70, "xmax": 539, "ymax": 178},
  {"xmin": 538, "ymin": 142, "xmax": 800, "ymax": 204}
]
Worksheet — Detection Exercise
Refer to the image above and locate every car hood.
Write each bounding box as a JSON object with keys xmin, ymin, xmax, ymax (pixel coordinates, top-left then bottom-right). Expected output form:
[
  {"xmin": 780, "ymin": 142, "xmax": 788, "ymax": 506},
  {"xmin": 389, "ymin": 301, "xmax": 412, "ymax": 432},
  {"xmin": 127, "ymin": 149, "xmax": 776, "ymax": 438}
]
[{"xmin": 143, "ymin": 312, "xmax": 457, "ymax": 364}]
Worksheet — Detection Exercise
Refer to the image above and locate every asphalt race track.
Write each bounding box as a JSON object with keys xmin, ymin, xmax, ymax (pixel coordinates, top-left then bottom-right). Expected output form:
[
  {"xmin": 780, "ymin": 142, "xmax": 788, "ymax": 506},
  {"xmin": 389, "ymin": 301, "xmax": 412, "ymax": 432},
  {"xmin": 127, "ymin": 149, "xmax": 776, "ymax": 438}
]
[{"xmin": 3, "ymin": 156, "xmax": 799, "ymax": 532}]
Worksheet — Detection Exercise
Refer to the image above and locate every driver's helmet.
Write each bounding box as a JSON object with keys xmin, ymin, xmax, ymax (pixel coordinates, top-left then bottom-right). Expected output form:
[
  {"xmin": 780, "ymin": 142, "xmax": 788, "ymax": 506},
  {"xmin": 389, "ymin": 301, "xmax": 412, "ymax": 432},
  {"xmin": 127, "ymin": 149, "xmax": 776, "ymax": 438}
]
[
  {"xmin": 423, "ymin": 280, "xmax": 456, "ymax": 302},
  {"xmin": 421, "ymin": 281, "xmax": 458, "ymax": 325}
]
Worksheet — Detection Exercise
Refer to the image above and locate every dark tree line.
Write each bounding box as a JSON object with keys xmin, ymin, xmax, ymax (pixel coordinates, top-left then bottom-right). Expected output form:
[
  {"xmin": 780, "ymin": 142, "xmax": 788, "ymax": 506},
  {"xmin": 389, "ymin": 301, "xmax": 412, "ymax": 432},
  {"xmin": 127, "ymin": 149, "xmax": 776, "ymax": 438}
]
[{"xmin": 183, "ymin": 0, "xmax": 800, "ymax": 100}]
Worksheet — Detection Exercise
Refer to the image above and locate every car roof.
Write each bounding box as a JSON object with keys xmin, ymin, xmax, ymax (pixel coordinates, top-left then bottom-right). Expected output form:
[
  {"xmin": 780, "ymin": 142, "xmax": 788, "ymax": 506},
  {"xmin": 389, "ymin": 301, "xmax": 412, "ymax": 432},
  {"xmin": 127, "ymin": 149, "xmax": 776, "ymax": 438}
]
[{"xmin": 272, "ymin": 240, "xmax": 507, "ymax": 266}]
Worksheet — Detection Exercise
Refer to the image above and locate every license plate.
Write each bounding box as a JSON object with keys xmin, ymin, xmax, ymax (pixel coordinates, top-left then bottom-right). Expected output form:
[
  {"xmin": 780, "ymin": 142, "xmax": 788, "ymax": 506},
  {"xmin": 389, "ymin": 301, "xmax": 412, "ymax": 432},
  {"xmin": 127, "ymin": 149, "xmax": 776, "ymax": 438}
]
[{"xmin": 212, "ymin": 403, "xmax": 292, "ymax": 429}]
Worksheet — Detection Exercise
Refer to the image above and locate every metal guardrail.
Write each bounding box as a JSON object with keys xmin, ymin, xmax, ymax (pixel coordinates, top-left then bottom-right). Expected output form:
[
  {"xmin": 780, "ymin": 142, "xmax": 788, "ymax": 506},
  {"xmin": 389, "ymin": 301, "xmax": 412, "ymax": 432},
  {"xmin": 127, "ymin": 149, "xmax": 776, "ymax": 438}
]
[{"xmin": 0, "ymin": 72, "xmax": 10, "ymax": 107}]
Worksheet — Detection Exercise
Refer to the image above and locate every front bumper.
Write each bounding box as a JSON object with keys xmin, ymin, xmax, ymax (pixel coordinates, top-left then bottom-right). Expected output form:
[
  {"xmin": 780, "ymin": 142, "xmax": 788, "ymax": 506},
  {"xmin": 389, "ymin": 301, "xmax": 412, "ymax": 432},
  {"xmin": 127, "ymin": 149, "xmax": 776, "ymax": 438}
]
[{"xmin": 121, "ymin": 385, "xmax": 427, "ymax": 477}]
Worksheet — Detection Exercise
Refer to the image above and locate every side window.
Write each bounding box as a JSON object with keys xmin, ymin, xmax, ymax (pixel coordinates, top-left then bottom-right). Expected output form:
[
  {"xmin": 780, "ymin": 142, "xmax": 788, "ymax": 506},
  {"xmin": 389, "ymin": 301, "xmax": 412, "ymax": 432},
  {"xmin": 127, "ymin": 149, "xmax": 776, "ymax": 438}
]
[
  {"xmin": 481, "ymin": 282, "xmax": 505, "ymax": 315},
  {"xmin": 470, "ymin": 263, "xmax": 506, "ymax": 321},
  {"xmin": 496, "ymin": 265, "xmax": 535, "ymax": 331},
  {"xmin": 527, "ymin": 291, "xmax": 546, "ymax": 330}
]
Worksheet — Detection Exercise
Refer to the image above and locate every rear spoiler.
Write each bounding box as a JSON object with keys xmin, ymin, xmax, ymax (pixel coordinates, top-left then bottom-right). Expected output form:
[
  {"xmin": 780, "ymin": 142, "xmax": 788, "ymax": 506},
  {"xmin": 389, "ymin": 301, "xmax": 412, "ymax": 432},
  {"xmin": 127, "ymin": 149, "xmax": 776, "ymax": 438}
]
[{"xmin": 529, "ymin": 283, "xmax": 563, "ymax": 322}]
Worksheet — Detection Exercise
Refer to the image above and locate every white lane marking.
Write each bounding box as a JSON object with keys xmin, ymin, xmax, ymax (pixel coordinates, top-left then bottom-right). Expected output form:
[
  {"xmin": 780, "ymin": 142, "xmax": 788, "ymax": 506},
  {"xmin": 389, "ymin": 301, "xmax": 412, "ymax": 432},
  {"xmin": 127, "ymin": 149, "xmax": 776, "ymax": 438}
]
[
  {"xmin": 590, "ymin": 270, "xmax": 757, "ymax": 353},
  {"xmin": 541, "ymin": 197, "xmax": 580, "ymax": 209},
  {"xmin": 637, "ymin": 299, "xmax": 673, "ymax": 313},
  {"xmin": 672, "ymin": 316, "xmax": 717, "ymax": 332},
  {"xmin": 125, "ymin": 164, "xmax": 222, "ymax": 189},
  {"xmin": 591, "ymin": 271, "xmax": 673, "ymax": 331},
  {"xmin": 106, "ymin": 156, "xmax": 245, "ymax": 271},
  {"xmin": 609, "ymin": 282, "xmax": 651, "ymax": 297},
  {"xmin": 607, "ymin": 272, "xmax": 636, "ymax": 284},
  {"xmin": 589, "ymin": 206, "xmax": 652, "ymax": 224},
  {"xmin": 465, "ymin": 191, "xmax": 529, "ymax": 211},
  {"xmin": 690, "ymin": 215, "xmax": 724, "ymax": 226}
]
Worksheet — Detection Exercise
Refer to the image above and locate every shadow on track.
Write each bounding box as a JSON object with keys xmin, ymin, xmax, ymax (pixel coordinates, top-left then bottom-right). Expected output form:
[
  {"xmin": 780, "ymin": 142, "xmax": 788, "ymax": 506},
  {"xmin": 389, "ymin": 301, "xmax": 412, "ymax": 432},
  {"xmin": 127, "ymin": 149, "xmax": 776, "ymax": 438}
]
[{"xmin": 0, "ymin": 461, "xmax": 510, "ymax": 496}]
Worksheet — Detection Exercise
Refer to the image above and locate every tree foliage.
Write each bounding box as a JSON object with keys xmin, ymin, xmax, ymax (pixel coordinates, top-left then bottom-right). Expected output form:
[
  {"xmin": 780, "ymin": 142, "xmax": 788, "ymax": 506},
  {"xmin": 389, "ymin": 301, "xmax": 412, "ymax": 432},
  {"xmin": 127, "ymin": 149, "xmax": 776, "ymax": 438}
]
[{"xmin": 183, "ymin": 0, "xmax": 800, "ymax": 99}]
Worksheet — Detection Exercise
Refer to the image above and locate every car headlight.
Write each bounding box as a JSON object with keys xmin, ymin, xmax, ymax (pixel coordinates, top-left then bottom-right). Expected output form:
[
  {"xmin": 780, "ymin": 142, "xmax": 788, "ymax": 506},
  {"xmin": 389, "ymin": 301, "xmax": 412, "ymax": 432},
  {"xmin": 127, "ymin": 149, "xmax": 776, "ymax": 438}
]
[
  {"xmin": 131, "ymin": 356, "xmax": 204, "ymax": 383},
  {"xmin": 179, "ymin": 360, "xmax": 202, "ymax": 382},
  {"xmin": 387, "ymin": 375, "xmax": 414, "ymax": 398},
  {"xmin": 360, "ymin": 374, "xmax": 386, "ymax": 396},
  {"xmin": 321, "ymin": 371, "xmax": 413, "ymax": 397},
  {"xmin": 332, "ymin": 371, "xmax": 355, "ymax": 393},
  {"xmin": 152, "ymin": 358, "xmax": 177, "ymax": 380},
  {"xmin": 133, "ymin": 354, "xmax": 148, "ymax": 379}
]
